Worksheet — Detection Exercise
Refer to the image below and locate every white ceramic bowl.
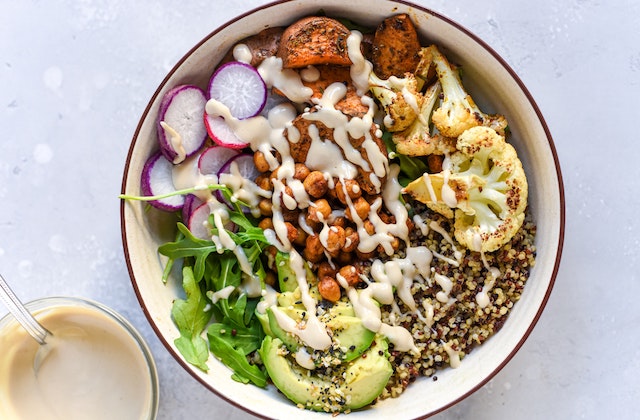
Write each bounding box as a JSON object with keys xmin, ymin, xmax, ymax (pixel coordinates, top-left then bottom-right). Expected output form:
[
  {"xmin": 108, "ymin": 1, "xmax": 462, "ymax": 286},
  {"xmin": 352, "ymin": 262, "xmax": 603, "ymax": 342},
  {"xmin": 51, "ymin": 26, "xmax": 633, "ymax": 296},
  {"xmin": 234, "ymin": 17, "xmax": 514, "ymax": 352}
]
[{"xmin": 120, "ymin": 1, "xmax": 565, "ymax": 418}]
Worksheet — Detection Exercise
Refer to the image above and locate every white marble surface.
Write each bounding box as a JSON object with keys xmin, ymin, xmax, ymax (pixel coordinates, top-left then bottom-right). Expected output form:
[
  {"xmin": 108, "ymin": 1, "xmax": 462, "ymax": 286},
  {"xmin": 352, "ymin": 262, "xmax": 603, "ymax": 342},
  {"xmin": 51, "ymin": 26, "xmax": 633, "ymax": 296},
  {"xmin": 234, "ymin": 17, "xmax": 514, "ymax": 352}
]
[{"xmin": 0, "ymin": 0, "xmax": 636, "ymax": 419}]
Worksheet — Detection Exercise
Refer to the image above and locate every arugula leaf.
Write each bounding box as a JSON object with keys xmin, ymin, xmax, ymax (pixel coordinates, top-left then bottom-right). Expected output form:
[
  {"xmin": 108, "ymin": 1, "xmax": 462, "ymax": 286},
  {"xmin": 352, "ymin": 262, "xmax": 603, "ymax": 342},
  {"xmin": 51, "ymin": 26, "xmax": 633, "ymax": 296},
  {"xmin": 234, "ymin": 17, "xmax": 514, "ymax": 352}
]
[
  {"xmin": 208, "ymin": 332, "xmax": 267, "ymax": 388},
  {"xmin": 171, "ymin": 266, "xmax": 212, "ymax": 371},
  {"xmin": 149, "ymin": 185, "xmax": 273, "ymax": 380},
  {"xmin": 175, "ymin": 335, "xmax": 209, "ymax": 372},
  {"xmin": 159, "ymin": 223, "xmax": 218, "ymax": 281},
  {"xmin": 208, "ymin": 321, "xmax": 264, "ymax": 356}
]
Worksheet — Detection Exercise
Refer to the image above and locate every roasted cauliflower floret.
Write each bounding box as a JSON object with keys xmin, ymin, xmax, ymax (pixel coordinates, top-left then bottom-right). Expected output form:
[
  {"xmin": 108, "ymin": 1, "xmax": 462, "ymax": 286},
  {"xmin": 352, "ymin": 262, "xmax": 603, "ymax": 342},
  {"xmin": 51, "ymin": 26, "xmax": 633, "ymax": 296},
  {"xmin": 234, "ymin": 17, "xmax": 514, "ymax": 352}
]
[
  {"xmin": 403, "ymin": 126, "xmax": 528, "ymax": 252},
  {"xmin": 369, "ymin": 72, "xmax": 422, "ymax": 132},
  {"xmin": 428, "ymin": 45, "xmax": 508, "ymax": 139},
  {"xmin": 391, "ymin": 81, "xmax": 456, "ymax": 157}
]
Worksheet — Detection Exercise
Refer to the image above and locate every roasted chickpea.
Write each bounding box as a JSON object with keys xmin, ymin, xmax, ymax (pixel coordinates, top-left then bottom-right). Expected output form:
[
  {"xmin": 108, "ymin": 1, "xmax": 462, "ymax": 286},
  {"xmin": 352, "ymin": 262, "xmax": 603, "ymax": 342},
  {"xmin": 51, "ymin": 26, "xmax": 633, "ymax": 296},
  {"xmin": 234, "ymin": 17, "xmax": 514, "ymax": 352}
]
[
  {"xmin": 258, "ymin": 198, "xmax": 273, "ymax": 216},
  {"xmin": 284, "ymin": 222, "xmax": 299, "ymax": 244},
  {"xmin": 280, "ymin": 185, "xmax": 297, "ymax": 209},
  {"xmin": 343, "ymin": 227, "xmax": 359, "ymax": 253},
  {"xmin": 335, "ymin": 179, "xmax": 362, "ymax": 204},
  {"xmin": 304, "ymin": 235, "xmax": 324, "ymax": 263},
  {"xmin": 317, "ymin": 261, "xmax": 337, "ymax": 279},
  {"xmin": 269, "ymin": 166, "xmax": 280, "ymax": 181},
  {"xmin": 293, "ymin": 227, "xmax": 308, "ymax": 247},
  {"xmin": 338, "ymin": 265, "xmax": 360, "ymax": 287},
  {"xmin": 324, "ymin": 225, "xmax": 346, "ymax": 254},
  {"xmin": 345, "ymin": 197, "xmax": 370, "ymax": 221},
  {"xmin": 258, "ymin": 218, "xmax": 274, "ymax": 230},
  {"xmin": 253, "ymin": 151, "xmax": 271, "ymax": 173},
  {"xmin": 318, "ymin": 276, "xmax": 341, "ymax": 302},
  {"xmin": 377, "ymin": 236, "xmax": 401, "ymax": 255},
  {"xmin": 303, "ymin": 171, "xmax": 328, "ymax": 198},
  {"xmin": 363, "ymin": 219, "xmax": 376, "ymax": 235},
  {"xmin": 330, "ymin": 215, "xmax": 347, "ymax": 228},
  {"xmin": 293, "ymin": 163, "xmax": 311, "ymax": 181},
  {"xmin": 263, "ymin": 245, "xmax": 278, "ymax": 270},
  {"xmin": 255, "ymin": 174, "xmax": 272, "ymax": 191},
  {"xmin": 307, "ymin": 199, "xmax": 331, "ymax": 223}
]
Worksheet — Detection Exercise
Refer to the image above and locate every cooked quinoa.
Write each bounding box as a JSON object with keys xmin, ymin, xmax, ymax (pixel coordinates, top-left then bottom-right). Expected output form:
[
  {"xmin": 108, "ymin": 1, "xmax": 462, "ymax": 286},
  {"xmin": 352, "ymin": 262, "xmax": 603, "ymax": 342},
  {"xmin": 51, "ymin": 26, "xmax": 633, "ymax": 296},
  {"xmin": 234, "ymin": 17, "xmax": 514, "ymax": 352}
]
[{"xmin": 372, "ymin": 206, "xmax": 537, "ymax": 399}]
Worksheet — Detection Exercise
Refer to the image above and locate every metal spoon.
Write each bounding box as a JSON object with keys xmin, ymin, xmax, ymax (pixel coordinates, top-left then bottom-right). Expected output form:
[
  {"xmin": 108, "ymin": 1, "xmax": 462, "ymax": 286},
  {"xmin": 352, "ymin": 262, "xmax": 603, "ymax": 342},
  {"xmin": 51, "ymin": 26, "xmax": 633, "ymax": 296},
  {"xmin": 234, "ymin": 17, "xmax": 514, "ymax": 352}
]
[{"xmin": 0, "ymin": 273, "xmax": 53, "ymax": 371}]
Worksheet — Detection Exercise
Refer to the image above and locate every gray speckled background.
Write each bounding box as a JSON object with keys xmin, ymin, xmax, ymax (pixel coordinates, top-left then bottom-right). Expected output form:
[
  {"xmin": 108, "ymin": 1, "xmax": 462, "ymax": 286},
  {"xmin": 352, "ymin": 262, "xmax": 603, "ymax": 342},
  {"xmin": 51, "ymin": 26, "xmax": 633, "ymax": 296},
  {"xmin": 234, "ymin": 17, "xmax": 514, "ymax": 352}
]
[{"xmin": 1, "ymin": 0, "xmax": 637, "ymax": 418}]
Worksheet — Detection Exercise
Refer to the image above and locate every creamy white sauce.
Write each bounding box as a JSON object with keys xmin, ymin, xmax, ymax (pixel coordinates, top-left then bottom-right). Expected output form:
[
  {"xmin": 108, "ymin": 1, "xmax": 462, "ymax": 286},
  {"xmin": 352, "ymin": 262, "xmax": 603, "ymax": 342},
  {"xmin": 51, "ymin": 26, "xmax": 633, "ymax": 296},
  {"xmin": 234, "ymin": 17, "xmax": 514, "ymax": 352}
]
[
  {"xmin": 233, "ymin": 43, "xmax": 253, "ymax": 64},
  {"xmin": 347, "ymin": 31, "xmax": 373, "ymax": 96},
  {"xmin": 209, "ymin": 285, "xmax": 235, "ymax": 303},
  {"xmin": 257, "ymin": 285, "xmax": 278, "ymax": 314},
  {"xmin": 305, "ymin": 125, "xmax": 358, "ymax": 179},
  {"xmin": 472, "ymin": 232, "xmax": 503, "ymax": 308},
  {"xmin": 0, "ymin": 305, "xmax": 154, "ymax": 420},
  {"xmin": 258, "ymin": 56, "xmax": 313, "ymax": 103},
  {"xmin": 421, "ymin": 300, "xmax": 435, "ymax": 328},
  {"xmin": 159, "ymin": 121, "xmax": 186, "ymax": 164},
  {"xmin": 442, "ymin": 341, "xmax": 461, "ymax": 368},
  {"xmin": 294, "ymin": 347, "xmax": 316, "ymax": 370},
  {"xmin": 300, "ymin": 66, "xmax": 320, "ymax": 82},
  {"xmin": 434, "ymin": 273, "xmax": 455, "ymax": 304},
  {"xmin": 429, "ymin": 220, "xmax": 463, "ymax": 264}
]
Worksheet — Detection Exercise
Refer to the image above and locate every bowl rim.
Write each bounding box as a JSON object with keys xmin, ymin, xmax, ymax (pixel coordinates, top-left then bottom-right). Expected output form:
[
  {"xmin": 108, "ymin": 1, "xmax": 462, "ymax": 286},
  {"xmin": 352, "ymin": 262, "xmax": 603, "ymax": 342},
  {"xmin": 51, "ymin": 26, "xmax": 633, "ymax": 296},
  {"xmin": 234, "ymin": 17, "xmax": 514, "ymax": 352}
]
[{"xmin": 120, "ymin": 0, "xmax": 565, "ymax": 418}]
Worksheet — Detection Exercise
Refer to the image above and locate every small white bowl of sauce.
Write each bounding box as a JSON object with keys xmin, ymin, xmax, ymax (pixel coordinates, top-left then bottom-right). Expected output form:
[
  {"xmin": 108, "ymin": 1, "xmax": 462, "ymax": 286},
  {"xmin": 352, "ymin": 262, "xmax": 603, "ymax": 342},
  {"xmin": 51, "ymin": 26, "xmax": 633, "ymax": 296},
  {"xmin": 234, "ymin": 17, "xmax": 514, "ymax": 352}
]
[{"xmin": 0, "ymin": 297, "xmax": 159, "ymax": 420}]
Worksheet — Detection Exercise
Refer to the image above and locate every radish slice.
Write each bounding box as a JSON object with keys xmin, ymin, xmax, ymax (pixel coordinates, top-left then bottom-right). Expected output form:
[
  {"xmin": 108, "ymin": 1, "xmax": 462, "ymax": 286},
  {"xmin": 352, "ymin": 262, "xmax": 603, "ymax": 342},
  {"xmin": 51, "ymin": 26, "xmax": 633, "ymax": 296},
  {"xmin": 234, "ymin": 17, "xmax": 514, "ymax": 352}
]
[
  {"xmin": 141, "ymin": 151, "xmax": 184, "ymax": 211},
  {"xmin": 198, "ymin": 146, "xmax": 240, "ymax": 175},
  {"xmin": 157, "ymin": 85, "xmax": 207, "ymax": 164},
  {"xmin": 203, "ymin": 114, "xmax": 248, "ymax": 149},
  {"xmin": 208, "ymin": 61, "xmax": 267, "ymax": 119},
  {"xmin": 187, "ymin": 203, "xmax": 212, "ymax": 240},
  {"xmin": 216, "ymin": 153, "xmax": 261, "ymax": 212},
  {"xmin": 188, "ymin": 203, "xmax": 237, "ymax": 240},
  {"xmin": 182, "ymin": 194, "xmax": 203, "ymax": 223},
  {"xmin": 218, "ymin": 153, "xmax": 261, "ymax": 182}
]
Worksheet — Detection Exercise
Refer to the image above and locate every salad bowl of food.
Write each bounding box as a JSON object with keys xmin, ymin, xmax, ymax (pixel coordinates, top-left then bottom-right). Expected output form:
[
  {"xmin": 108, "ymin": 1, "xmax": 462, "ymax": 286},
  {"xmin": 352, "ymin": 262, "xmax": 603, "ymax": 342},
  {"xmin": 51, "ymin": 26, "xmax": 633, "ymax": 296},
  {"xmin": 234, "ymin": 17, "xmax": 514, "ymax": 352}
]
[{"xmin": 120, "ymin": 0, "xmax": 564, "ymax": 418}]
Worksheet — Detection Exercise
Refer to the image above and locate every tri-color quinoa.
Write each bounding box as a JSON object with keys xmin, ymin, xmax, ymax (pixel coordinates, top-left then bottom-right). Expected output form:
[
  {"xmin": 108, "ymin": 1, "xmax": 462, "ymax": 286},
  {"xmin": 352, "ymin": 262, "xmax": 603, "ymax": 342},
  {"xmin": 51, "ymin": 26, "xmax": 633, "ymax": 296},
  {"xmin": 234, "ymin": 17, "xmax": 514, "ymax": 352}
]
[{"xmin": 377, "ymin": 206, "xmax": 536, "ymax": 399}]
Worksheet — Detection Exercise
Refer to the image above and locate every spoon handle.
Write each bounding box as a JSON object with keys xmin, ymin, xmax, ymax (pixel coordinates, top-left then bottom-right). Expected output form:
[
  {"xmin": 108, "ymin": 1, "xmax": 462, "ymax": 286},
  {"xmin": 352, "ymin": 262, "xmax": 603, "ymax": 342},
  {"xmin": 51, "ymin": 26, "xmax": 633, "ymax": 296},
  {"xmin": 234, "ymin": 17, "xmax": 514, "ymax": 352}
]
[{"xmin": 0, "ymin": 274, "xmax": 49, "ymax": 344}]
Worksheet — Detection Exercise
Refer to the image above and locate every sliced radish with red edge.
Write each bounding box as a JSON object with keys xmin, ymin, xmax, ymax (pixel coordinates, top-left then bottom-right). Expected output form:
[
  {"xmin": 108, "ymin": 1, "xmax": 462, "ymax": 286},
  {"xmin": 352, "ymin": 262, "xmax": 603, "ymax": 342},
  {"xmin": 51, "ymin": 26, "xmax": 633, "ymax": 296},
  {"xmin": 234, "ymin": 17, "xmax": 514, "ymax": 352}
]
[
  {"xmin": 198, "ymin": 146, "xmax": 240, "ymax": 175},
  {"xmin": 203, "ymin": 114, "xmax": 249, "ymax": 149},
  {"xmin": 216, "ymin": 153, "xmax": 261, "ymax": 212},
  {"xmin": 188, "ymin": 202, "xmax": 237, "ymax": 240},
  {"xmin": 141, "ymin": 151, "xmax": 184, "ymax": 211},
  {"xmin": 182, "ymin": 194, "xmax": 203, "ymax": 223},
  {"xmin": 208, "ymin": 61, "xmax": 267, "ymax": 119},
  {"xmin": 218, "ymin": 153, "xmax": 261, "ymax": 182},
  {"xmin": 157, "ymin": 85, "xmax": 207, "ymax": 163}
]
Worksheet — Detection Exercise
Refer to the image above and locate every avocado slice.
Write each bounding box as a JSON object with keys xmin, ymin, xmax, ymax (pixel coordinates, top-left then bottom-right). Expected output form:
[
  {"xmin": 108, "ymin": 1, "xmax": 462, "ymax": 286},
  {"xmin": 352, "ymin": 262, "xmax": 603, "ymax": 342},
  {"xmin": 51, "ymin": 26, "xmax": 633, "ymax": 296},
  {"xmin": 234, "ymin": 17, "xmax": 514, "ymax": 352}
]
[
  {"xmin": 260, "ymin": 335, "xmax": 392, "ymax": 412},
  {"xmin": 276, "ymin": 251, "xmax": 315, "ymax": 293},
  {"xmin": 255, "ymin": 310, "xmax": 274, "ymax": 337},
  {"xmin": 276, "ymin": 290, "xmax": 303, "ymax": 308},
  {"xmin": 266, "ymin": 306, "xmax": 375, "ymax": 362}
]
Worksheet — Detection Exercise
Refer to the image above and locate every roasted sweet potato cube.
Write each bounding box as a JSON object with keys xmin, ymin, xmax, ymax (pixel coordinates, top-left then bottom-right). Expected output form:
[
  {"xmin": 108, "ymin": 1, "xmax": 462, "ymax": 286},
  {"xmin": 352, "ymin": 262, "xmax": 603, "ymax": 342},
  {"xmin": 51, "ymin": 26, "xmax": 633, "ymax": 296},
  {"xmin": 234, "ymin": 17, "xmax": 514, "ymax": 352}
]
[
  {"xmin": 371, "ymin": 14, "xmax": 422, "ymax": 79},
  {"xmin": 277, "ymin": 16, "xmax": 353, "ymax": 68},
  {"xmin": 220, "ymin": 27, "xmax": 284, "ymax": 67}
]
